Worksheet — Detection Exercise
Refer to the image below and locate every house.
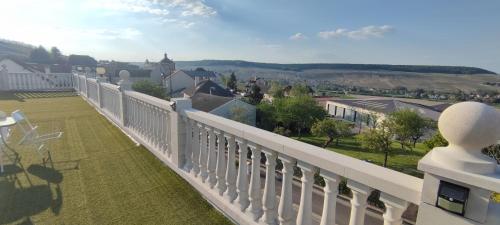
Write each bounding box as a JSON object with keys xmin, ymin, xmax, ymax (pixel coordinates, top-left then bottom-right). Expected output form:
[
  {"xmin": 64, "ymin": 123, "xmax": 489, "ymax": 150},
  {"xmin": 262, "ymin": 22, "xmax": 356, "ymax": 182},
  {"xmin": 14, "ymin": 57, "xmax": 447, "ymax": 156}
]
[
  {"xmin": 184, "ymin": 80, "xmax": 256, "ymax": 125},
  {"xmin": 98, "ymin": 60, "xmax": 140, "ymax": 83},
  {"xmin": 0, "ymin": 56, "xmax": 71, "ymax": 74},
  {"xmin": 0, "ymin": 56, "xmax": 45, "ymax": 73},
  {"xmin": 146, "ymin": 53, "xmax": 176, "ymax": 84},
  {"xmin": 68, "ymin": 54, "xmax": 97, "ymax": 72},
  {"xmin": 114, "ymin": 69, "xmax": 153, "ymax": 84},
  {"xmin": 325, "ymin": 98, "xmax": 450, "ymax": 129},
  {"xmin": 164, "ymin": 68, "xmax": 217, "ymax": 97}
]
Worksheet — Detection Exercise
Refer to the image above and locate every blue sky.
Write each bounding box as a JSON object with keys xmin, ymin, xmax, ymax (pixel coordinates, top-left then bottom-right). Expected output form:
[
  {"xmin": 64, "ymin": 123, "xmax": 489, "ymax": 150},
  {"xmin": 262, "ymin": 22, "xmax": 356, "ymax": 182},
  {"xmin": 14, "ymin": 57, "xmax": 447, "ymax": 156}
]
[{"xmin": 0, "ymin": 0, "xmax": 499, "ymax": 72}]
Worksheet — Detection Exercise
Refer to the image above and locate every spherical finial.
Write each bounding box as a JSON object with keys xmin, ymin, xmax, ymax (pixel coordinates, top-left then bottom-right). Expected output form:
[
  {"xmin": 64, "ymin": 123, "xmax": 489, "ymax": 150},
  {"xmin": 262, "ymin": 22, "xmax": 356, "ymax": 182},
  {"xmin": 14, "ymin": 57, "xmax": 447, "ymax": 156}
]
[
  {"xmin": 119, "ymin": 70, "xmax": 130, "ymax": 80},
  {"xmin": 438, "ymin": 101, "xmax": 500, "ymax": 151}
]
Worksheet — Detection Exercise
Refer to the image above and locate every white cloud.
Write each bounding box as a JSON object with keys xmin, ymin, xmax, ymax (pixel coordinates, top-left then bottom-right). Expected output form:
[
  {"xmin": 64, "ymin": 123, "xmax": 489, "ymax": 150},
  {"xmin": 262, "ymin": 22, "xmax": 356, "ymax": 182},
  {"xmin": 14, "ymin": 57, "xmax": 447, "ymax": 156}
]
[
  {"xmin": 168, "ymin": 0, "xmax": 217, "ymax": 17},
  {"xmin": 289, "ymin": 33, "xmax": 307, "ymax": 40},
  {"xmin": 318, "ymin": 25, "xmax": 393, "ymax": 40}
]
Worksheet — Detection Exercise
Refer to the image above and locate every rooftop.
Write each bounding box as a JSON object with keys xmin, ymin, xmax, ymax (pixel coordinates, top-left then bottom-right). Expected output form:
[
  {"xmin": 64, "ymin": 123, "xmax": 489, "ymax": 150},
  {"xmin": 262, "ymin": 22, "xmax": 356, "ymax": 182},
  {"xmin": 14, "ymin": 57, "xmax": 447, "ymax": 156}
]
[{"xmin": 0, "ymin": 93, "xmax": 231, "ymax": 225}]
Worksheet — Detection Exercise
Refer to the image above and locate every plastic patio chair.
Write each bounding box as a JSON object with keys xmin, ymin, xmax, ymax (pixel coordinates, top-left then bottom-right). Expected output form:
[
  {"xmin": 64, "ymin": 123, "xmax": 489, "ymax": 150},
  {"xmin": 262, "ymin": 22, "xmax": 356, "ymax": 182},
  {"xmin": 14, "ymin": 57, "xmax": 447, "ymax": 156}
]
[{"xmin": 11, "ymin": 110, "xmax": 63, "ymax": 160}]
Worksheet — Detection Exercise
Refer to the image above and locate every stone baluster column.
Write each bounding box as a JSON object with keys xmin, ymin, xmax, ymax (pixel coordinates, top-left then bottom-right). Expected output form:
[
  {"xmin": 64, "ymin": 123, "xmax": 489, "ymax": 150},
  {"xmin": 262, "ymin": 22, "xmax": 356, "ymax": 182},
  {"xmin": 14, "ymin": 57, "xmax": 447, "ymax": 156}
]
[
  {"xmin": 215, "ymin": 130, "xmax": 227, "ymax": 195},
  {"xmin": 199, "ymin": 125, "xmax": 208, "ymax": 183},
  {"xmin": 224, "ymin": 134, "xmax": 238, "ymax": 202},
  {"xmin": 191, "ymin": 121, "xmax": 201, "ymax": 177},
  {"xmin": 320, "ymin": 170, "xmax": 340, "ymax": 225},
  {"xmin": 235, "ymin": 138, "xmax": 250, "ymax": 212},
  {"xmin": 183, "ymin": 117, "xmax": 193, "ymax": 172},
  {"xmin": 278, "ymin": 155, "xmax": 295, "ymax": 225},
  {"xmin": 117, "ymin": 70, "xmax": 131, "ymax": 127},
  {"xmin": 296, "ymin": 161, "xmax": 315, "ymax": 225},
  {"xmin": 260, "ymin": 150, "xmax": 277, "ymax": 225},
  {"xmin": 347, "ymin": 180, "xmax": 373, "ymax": 225},
  {"xmin": 207, "ymin": 127, "xmax": 217, "ymax": 188},
  {"xmin": 380, "ymin": 193, "xmax": 408, "ymax": 225},
  {"xmin": 247, "ymin": 145, "xmax": 263, "ymax": 221}
]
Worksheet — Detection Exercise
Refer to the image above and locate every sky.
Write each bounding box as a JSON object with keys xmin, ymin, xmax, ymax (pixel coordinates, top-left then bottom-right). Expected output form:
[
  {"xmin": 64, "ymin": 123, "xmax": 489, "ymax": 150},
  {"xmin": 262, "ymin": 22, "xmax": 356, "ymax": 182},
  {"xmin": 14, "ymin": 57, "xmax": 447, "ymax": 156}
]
[{"xmin": 0, "ymin": 0, "xmax": 499, "ymax": 72}]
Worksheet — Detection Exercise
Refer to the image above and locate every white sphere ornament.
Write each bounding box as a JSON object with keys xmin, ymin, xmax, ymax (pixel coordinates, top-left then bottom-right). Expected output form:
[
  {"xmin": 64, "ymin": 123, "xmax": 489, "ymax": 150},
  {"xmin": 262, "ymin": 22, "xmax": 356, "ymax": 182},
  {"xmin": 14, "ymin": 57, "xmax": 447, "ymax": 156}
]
[
  {"xmin": 119, "ymin": 70, "xmax": 130, "ymax": 80},
  {"xmin": 432, "ymin": 101, "xmax": 500, "ymax": 174}
]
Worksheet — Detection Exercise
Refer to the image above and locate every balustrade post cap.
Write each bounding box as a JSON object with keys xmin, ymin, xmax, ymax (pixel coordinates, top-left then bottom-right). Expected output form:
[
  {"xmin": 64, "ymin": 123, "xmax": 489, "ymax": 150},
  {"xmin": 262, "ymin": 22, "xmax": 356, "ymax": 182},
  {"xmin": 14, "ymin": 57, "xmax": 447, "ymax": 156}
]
[
  {"xmin": 118, "ymin": 70, "xmax": 130, "ymax": 80},
  {"xmin": 430, "ymin": 101, "xmax": 500, "ymax": 174},
  {"xmin": 438, "ymin": 101, "xmax": 500, "ymax": 151}
]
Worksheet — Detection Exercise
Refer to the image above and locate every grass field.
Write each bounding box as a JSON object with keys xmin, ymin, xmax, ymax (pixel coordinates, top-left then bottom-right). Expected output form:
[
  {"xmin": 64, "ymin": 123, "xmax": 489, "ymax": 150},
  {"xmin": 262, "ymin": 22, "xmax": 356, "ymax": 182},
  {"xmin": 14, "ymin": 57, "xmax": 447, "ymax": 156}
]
[
  {"xmin": 293, "ymin": 135, "xmax": 428, "ymax": 178},
  {"xmin": 0, "ymin": 93, "xmax": 231, "ymax": 225}
]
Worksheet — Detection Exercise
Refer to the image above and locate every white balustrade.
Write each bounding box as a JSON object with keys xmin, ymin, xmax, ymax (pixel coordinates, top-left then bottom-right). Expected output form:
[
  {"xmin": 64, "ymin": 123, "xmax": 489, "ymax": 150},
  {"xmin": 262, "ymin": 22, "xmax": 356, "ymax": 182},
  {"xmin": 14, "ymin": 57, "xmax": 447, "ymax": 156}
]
[
  {"xmin": 247, "ymin": 144, "xmax": 263, "ymax": 221},
  {"xmin": 215, "ymin": 129, "xmax": 227, "ymax": 195},
  {"xmin": 2, "ymin": 72, "xmax": 73, "ymax": 91},
  {"xmin": 74, "ymin": 75, "xmax": 499, "ymax": 225}
]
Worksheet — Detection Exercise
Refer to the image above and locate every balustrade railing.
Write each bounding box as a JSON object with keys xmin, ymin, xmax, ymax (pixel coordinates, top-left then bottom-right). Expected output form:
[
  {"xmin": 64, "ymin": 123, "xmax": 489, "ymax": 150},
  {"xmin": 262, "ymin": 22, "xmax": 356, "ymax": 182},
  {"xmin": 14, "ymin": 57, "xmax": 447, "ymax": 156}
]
[
  {"xmin": 0, "ymin": 72, "xmax": 73, "ymax": 91},
  {"xmin": 72, "ymin": 74, "xmax": 500, "ymax": 225}
]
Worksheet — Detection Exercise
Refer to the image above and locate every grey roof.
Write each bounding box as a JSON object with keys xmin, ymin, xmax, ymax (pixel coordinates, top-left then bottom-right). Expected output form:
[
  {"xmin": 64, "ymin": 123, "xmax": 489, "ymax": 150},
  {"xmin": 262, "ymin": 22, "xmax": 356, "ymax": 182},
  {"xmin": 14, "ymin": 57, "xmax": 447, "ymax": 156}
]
[
  {"xmin": 191, "ymin": 93, "xmax": 234, "ymax": 112},
  {"xmin": 328, "ymin": 99, "xmax": 444, "ymax": 114},
  {"xmin": 181, "ymin": 69, "xmax": 216, "ymax": 79},
  {"xmin": 184, "ymin": 80, "xmax": 233, "ymax": 97}
]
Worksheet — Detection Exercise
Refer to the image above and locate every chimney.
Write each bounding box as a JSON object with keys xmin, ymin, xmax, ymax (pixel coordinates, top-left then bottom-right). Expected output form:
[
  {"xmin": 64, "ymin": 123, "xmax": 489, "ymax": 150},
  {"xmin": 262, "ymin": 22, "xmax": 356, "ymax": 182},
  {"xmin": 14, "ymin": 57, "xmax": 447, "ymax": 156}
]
[{"xmin": 164, "ymin": 53, "xmax": 167, "ymax": 59}]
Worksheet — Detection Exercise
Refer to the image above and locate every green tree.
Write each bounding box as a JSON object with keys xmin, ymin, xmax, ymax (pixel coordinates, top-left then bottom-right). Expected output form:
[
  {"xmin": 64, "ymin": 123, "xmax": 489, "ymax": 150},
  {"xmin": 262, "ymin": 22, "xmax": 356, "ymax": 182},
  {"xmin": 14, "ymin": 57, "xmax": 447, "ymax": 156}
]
[
  {"xmin": 132, "ymin": 80, "xmax": 166, "ymax": 99},
  {"xmin": 256, "ymin": 102, "xmax": 277, "ymax": 131},
  {"xmin": 423, "ymin": 132, "xmax": 449, "ymax": 149},
  {"xmin": 268, "ymin": 81, "xmax": 284, "ymax": 98},
  {"xmin": 246, "ymin": 84, "xmax": 263, "ymax": 105},
  {"xmin": 388, "ymin": 109, "xmax": 432, "ymax": 150},
  {"xmin": 358, "ymin": 120, "xmax": 395, "ymax": 167},
  {"xmin": 311, "ymin": 119, "xmax": 353, "ymax": 148},
  {"xmin": 483, "ymin": 144, "xmax": 500, "ymax": 164},
  {"xmin": 50, "ymin": 47, "xmax": 64, "ymax": 64},
  {"xmin": 289, "ymin": 83, "xmax": 310, "ymax": 97},
  {"xmin": 29, "ymin": 46, "xmax": 51, "ymax": 64},
  {"xmin": 277, "ymin": 95, "xmax": 326, "ymax": 138},
  {"xmin": 227, "ymin": 72, "xmax": 238, "ymax": 91}
]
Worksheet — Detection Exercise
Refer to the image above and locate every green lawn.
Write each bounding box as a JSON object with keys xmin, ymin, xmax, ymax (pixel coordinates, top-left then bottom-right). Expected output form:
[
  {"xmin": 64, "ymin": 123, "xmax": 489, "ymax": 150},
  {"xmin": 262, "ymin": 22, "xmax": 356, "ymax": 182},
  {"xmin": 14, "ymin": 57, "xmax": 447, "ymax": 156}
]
[
  {"xmin": 0, "ymin": 92, "xmax": 232, "ymax": 225},
  {"xmin": 293, "ymin": 135, "xmax": 428, "ymax": 178}
]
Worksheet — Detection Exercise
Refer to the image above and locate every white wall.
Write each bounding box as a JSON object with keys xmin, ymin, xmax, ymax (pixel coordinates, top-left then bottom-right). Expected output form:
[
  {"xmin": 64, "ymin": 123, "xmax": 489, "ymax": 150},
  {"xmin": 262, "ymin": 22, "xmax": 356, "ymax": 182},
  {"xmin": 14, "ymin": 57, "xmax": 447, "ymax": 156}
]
[
  {"xmin": 0, "ymin": 59, "xmax": 33, "ymax": 73},
  {"xmin": 164, "ymin": 71, "xmax": 194, "ymax": 95},
  {"xmin": 210, "ymin": 99, "xmax": 256, "ymax": 126}
]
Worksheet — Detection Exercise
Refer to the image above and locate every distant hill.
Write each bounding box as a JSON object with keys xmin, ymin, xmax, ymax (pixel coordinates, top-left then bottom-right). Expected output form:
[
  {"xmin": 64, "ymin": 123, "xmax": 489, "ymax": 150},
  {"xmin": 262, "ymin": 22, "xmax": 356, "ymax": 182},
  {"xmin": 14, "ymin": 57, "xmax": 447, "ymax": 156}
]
[
  {"xmin": 176, "ymin": 60, "xmax": 496, "ymax": 75},
  {"xmin": 0, "ymin": 38, "xmax": 34, "ymax": 59}
]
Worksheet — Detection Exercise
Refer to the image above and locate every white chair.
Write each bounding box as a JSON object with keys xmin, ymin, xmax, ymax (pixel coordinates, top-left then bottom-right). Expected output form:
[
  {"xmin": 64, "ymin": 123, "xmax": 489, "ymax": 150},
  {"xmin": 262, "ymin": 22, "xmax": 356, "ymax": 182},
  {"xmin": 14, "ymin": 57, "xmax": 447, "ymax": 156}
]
[{"xmin": 11, "ymin": 110, "xmax": 63, "ymax": 160}]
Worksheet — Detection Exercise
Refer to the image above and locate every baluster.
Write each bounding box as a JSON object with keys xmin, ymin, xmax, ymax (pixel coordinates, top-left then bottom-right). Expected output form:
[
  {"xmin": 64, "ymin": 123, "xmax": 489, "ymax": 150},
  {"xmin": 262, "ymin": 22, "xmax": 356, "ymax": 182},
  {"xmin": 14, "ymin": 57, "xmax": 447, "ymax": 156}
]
[
  {"xmin": 235, "ymin": 138, "xmax": 250, "ymax": 211},
  {"xmin": 215, "ymin": 130, "xmax": 227, "ymax": 195},
  {"xmin": 183, "ymin": 117, "xmax": 193, "ymax": 172},
  {"xmin": 207, "ymin": 127, "xmax": 217, "ymax": 188},
  {"xmin": 224, "ymin": 134, "xmax": 237, "ymax": 202},
  {"xmin": 296, "ymin": 162, "xmax": 315, "ymax": 225},
  {"xmin": 319, "ymin": 170, "xmax": 340, "ymax": 225},
  {"xmin": 166, "ymin": 112, "xmax": 172, "ymax": 156},
  {"xmin": 278, "ymin": 155, "xmax": 295, "ymax": 225},
  {"xmin": 379, "ymin": 193, "xmax": 408, "ymax": 225},
  {"xmin": 347, "ymin": 180, "xmax": 373, "ymax": 225},
  {"xmin": 247, "ymin": 144, "xmax": 263, "ymax": 221},
  {"xmin": 260, "ymin": 150, "xmax": 277, "ymax": 225},
  {"xmin": 191, "ymin": 121, "xmax": 201, "ymax": 177},
  {"xmin": 199, "ymin": 124, "xmax": 208, "ymax": 182}
]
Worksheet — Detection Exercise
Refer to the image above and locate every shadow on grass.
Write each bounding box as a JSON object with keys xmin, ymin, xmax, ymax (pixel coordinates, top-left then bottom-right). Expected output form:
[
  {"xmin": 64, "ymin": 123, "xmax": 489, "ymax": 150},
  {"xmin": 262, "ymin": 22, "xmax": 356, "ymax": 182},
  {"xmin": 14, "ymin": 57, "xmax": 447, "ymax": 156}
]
[
  {"xmin": 0, "ymin": 92, "xmax": 25, "ymax": 102},
  {"xmin": 0, "ymin": 181, "xmax": 52, "ymax": 224},
  {"xmin": 27, "ymin": 164, "xmax": 63, "ymax": 184}
]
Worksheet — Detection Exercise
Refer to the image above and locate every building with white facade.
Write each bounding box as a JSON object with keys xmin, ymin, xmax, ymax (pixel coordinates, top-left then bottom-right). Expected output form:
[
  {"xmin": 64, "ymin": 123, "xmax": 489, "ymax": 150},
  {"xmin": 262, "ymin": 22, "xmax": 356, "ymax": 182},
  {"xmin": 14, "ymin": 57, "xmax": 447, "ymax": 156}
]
[{"xmin": 164, "ymin": 68, "xmax": 217, "ymax": 97}]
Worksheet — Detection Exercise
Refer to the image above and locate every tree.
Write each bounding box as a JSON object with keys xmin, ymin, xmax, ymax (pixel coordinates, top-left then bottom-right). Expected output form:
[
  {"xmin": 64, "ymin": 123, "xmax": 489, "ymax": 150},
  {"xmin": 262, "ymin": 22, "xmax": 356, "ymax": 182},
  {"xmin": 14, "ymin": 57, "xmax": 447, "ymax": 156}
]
[
  {"xmin": 230, "ymin": 106, "xmax": 250, "ymax": 125},
  {"xmin": 358, "ymin": 120, "xmax": 395, "ymax": 167},
  {"xmin": 68, "ymin": 54, "xmax": 97, "ymax": 67},
  {"xmin": 246, "ymin": 84, "xmax": 263, "ymax": 105},
  {"xmin": 423, "ymin": 132, "xmax": 448, "ymax": 150},
  {"xmin": 388, "ymin": 109, "xmax": 432, "ymax": 150},
  {"xmin": 289, "ymin": 83, "xmax": 310, "ymax": 97},
  {"xmin": 50, "ymin": 47, "xmax": 64, "ymax": 63},
  {"xmin": 311, "ymin": 119, "xmax": 353, "ymax": 148},
  {"xmin": 256, "ymin": 102, "xmax": 277, "ymax": 131},
  {"xmin": 482, "ymin": 144, "xmax": 500, "ymax": 164},
  {"xmin": 132, "ymin": 80, "xmax": 166, "ymax": 99},
  {"xmin": 29, "ymin": 46, "xmax": 51, "ymax": 64},
  {"xmin": 276, "ymin": 95, "xmax": 326, "ymax": 138},
  {"xmin": 268, "ymin": 81, "xmax": 284, "ymax": 98},
  {"xmin": 227, "ymin": 72, "xmax": 237, "ymax": 91}
]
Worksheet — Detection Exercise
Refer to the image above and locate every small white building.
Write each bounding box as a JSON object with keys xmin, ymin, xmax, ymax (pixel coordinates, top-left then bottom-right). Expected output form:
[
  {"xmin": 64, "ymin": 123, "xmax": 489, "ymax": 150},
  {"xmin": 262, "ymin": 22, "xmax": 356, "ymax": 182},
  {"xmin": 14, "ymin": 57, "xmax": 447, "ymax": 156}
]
[{"xmin": 325, "ymin": 99, "xmax": 450, "ymax": 130}]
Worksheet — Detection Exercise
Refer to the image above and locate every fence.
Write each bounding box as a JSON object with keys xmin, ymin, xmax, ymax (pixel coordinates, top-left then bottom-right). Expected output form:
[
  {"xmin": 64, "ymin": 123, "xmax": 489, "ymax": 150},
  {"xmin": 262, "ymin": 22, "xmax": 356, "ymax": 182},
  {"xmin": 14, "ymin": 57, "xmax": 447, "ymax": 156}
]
[
  {"xmin": 0, "ymin": 71, "xmax": 74, "ymax": 91},
  {"xmin": 70, "ymin": 73, "xmax": 500, "ymax": 225}
]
